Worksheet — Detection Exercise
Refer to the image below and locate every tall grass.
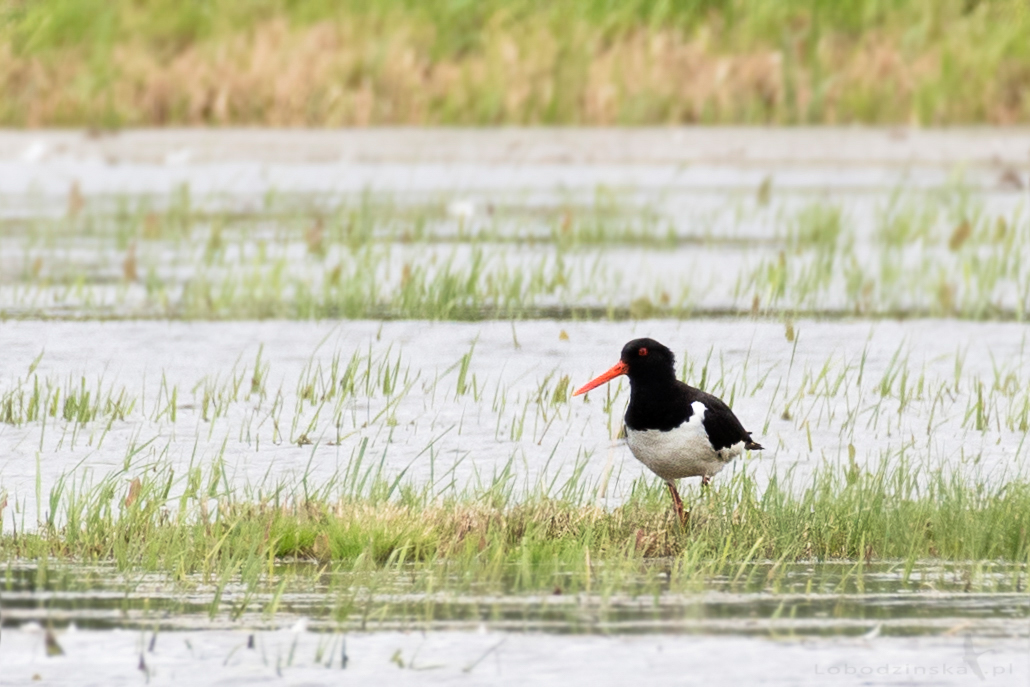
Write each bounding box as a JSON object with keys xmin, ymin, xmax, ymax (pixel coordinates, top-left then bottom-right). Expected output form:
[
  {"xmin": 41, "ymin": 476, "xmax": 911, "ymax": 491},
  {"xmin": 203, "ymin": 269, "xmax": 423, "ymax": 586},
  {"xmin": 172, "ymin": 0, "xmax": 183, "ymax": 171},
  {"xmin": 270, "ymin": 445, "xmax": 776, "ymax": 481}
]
[{"xmin": 2, "ymin": 1, "xmax": 1030, "ymax": 126}]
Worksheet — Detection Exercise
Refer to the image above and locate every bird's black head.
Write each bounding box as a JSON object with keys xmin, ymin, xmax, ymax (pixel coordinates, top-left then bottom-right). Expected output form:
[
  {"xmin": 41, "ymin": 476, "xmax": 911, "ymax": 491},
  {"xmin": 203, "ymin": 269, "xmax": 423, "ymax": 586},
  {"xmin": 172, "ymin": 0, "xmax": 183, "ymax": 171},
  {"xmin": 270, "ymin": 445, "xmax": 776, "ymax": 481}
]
[
  {"xmin": 572, "ymin": 337, "xmax": 677, "ymax": 396},
  {"xmin": 619, "ymin": 338, "xmax": 676, "ymax": 385}
]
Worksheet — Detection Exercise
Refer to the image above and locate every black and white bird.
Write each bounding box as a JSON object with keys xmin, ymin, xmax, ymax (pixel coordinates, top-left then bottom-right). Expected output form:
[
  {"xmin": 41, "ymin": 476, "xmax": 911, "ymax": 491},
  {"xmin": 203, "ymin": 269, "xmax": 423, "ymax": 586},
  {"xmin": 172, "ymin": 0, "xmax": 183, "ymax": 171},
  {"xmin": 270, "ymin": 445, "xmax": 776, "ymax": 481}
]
[{"xmin": 573, "ymin": 338, "xmax": 763, "ymax": 522}]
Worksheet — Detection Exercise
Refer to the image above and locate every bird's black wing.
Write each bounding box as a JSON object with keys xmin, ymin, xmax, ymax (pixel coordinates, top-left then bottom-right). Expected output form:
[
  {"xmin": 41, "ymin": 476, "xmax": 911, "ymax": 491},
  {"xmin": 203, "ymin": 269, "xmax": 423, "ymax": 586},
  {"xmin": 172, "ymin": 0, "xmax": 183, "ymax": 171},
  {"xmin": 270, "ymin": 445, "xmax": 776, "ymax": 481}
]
[{"xmin": 685, "ymin": 385, "xmax": 763, "ymax": 451}]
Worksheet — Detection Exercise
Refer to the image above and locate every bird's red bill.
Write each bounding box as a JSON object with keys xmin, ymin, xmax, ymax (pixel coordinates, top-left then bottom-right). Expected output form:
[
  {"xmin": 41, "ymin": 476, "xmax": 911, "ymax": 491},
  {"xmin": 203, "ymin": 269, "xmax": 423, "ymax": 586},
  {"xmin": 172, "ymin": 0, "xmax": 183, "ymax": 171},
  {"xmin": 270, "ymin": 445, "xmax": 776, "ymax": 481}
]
[{"xmin": 572, "ymin": 360, "xmax": 628, "ymax": 396}]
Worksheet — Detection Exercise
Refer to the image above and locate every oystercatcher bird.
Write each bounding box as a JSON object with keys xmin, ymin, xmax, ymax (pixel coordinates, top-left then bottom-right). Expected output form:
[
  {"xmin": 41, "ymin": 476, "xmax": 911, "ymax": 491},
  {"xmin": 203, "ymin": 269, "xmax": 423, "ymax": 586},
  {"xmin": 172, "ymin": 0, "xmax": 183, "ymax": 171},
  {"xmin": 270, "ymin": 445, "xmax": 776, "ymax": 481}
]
[{"xmin": 573, "ymin": 338, "xmax": 763, "ymax": 522}]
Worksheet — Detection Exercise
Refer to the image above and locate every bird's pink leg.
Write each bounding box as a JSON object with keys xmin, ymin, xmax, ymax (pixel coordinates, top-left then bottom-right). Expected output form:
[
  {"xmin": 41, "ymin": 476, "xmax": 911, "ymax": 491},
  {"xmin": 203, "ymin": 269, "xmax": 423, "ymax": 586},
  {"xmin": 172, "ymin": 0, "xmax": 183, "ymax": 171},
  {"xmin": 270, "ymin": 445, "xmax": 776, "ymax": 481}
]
[{"xmin": 666, "ymin": 481, "xmax": 686, "ymax": 524}]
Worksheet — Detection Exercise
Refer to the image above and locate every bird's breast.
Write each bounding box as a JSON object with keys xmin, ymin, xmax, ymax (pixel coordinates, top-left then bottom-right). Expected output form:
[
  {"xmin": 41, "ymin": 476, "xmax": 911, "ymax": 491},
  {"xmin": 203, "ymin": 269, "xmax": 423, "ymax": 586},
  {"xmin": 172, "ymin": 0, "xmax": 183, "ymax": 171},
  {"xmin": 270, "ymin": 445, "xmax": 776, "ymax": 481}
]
[{"xmin": 625, "ymin": 401, "xmax": 740, "ymax": 480}]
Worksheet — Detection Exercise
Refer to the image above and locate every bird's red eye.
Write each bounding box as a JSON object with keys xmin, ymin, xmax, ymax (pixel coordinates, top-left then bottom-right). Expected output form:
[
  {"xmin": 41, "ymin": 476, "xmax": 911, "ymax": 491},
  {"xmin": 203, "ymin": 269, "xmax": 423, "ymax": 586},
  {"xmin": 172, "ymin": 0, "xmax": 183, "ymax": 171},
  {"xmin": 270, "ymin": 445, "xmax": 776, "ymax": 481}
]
[{"xmin": 638, "ymin": 347, "xmax": 648, "ymax": 356}]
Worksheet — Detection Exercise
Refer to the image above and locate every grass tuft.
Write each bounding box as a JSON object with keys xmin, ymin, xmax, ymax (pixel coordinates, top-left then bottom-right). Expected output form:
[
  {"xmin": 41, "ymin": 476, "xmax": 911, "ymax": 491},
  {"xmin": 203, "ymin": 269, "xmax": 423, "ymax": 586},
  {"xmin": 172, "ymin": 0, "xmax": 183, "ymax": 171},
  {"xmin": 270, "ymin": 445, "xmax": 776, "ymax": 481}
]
[{"xmin": 6, "ymin": 458, "xmax": 1030, "ymax": 588}]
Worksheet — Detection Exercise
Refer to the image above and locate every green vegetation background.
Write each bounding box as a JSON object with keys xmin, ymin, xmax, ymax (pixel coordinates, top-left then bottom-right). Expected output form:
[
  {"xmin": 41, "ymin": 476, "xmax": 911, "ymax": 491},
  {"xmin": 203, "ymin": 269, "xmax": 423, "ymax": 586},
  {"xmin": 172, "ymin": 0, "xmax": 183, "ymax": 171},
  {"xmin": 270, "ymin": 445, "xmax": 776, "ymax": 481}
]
[{"xmin": 3, "ymin": 0, "xmax": 1030, "ymax": 127}]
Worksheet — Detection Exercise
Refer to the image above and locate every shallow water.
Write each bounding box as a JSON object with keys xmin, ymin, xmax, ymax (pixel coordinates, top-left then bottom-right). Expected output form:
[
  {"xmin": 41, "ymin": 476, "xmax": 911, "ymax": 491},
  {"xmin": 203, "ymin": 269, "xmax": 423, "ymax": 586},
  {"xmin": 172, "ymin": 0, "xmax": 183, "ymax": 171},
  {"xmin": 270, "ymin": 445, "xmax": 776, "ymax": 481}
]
[
  {"xmin": 2, "ymin": 317, "xmax": 1030, "ymax": 523},
  {"xmin": 3, "ymin": 130, "xmax": 1030, "ymax": 321},
  {"xmin": 5, "ymin": 626, "xmax": 1025, "ymax": 687},
  {"xmin": 3, "ymin": 317, "xmax": 1029, "ymax": 683},
  {"xmin": 4, "ymin": 560, "xmax": 1028, "ymax": 685},
  {"xmin": 2, "ymin": 129, "xmax": 1030, "ymax": 685},
  {"xmin": 4, "ymin": 561, "xmax": 1028, "ymax": 633}
]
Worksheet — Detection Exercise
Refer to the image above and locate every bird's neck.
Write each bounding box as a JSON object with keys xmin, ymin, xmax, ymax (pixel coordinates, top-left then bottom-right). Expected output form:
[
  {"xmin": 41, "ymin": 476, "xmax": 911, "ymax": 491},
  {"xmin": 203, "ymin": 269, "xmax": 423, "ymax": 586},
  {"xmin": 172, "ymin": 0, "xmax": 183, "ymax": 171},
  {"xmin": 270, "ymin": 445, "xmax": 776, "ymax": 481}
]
[
  {"xmin": 625, "ymin": 374, "xmax": 683, "ymax": 431},
  {"xmin": 627, "ymin": 374, "xmax": 678, "ymax": 402}
]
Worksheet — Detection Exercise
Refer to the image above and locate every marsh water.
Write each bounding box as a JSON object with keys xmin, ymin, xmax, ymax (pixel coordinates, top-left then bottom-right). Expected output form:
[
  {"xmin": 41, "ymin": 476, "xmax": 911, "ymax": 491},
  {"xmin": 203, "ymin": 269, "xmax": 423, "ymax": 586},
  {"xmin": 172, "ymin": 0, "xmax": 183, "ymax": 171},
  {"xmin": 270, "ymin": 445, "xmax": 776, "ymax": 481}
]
[
  {"xmin": 1, "ymin": 129, "xmax": 1029, "ymax": 684},
  {"xmin": 4, "ymin": 559, "xmax": 1029, "ymax": 685}
]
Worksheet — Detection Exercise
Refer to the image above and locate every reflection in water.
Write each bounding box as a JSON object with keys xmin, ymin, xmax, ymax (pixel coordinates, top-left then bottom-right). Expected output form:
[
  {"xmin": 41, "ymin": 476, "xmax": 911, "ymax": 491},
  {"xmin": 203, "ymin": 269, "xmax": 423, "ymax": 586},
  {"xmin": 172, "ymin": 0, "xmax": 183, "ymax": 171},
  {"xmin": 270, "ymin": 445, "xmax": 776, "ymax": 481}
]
[{"xmin": 3, "ymin": 562, "xmax": 1027, "ymax": 637}]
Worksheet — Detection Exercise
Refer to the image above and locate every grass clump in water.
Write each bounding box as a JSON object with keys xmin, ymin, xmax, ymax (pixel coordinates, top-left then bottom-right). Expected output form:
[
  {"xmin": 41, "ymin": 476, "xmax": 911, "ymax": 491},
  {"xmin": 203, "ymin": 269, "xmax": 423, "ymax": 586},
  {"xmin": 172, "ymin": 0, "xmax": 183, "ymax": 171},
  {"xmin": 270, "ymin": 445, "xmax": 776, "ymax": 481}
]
[{"xmin": 4, "ymin": 456, "xmax": 1029, "ymax": 592}]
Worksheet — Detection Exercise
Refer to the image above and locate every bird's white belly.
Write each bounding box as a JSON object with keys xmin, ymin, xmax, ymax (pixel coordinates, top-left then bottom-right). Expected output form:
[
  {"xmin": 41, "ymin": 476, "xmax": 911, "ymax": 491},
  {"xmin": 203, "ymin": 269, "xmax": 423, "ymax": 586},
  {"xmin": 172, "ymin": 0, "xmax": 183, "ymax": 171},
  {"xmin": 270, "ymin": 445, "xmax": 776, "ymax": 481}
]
[{"xmin": 625, "ymin": 402, "xmax": 742, "ymax": 481}]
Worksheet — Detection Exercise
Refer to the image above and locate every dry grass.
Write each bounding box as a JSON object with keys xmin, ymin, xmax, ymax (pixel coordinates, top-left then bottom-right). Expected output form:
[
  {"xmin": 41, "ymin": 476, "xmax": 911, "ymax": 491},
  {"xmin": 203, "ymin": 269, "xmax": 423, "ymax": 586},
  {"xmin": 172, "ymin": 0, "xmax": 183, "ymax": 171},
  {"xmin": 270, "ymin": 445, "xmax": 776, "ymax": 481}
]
[{"xmin": 3, "ymin": 1, "xmax": 1030, "ymax": 126}]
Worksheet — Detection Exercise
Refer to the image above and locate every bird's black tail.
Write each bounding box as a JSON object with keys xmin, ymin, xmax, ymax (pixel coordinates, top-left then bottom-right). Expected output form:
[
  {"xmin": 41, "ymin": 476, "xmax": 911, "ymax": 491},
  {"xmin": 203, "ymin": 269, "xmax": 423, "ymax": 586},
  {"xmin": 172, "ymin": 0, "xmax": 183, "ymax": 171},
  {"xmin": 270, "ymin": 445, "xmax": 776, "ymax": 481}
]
[{"xmin": 744, "ymin": 436, "xmax": 764, "ymax": 451}]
